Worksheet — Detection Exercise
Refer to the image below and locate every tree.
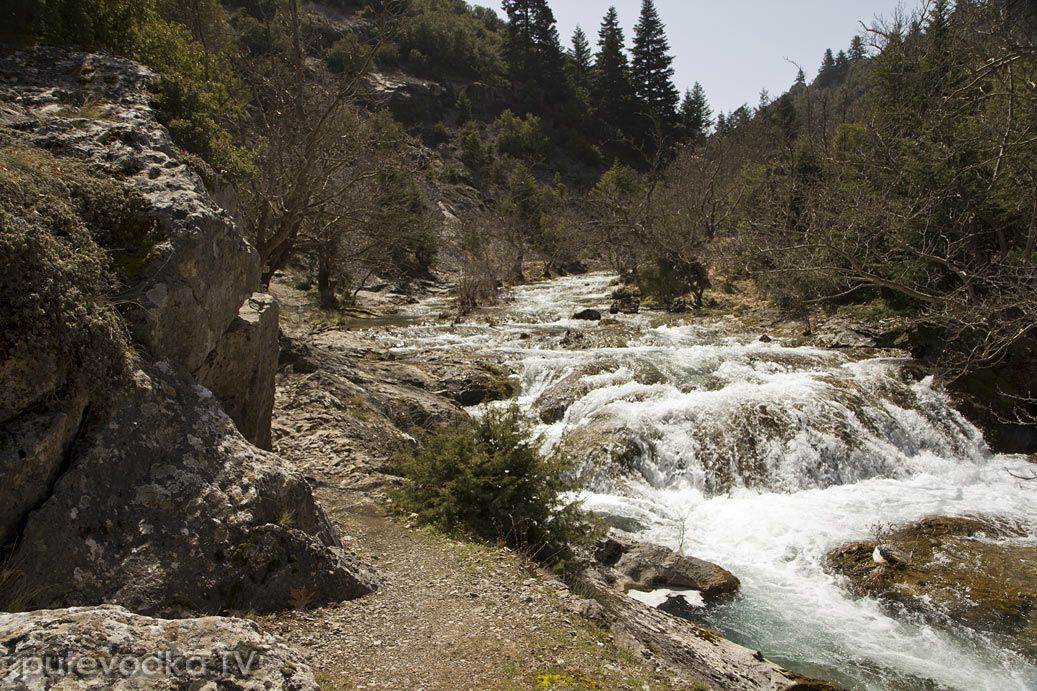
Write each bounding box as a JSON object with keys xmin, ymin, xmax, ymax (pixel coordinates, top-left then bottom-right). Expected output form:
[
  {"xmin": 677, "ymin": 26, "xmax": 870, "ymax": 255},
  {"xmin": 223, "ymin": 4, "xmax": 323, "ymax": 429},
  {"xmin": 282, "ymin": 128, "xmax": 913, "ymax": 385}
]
[
  {"xmin": 630, "ymin": 0, "xmax": 679, "ymax": 127},
  {"xmin": 235, "ymin": 0, "xmax": 432, "ymax": 305},
  {"xmin": 592, "ymin": 6, "xmax": 635, "ymax": 134},
  {"xmin": 848, "ymin": 34, "xmax": 867, "ymax": 61},
  {"xmin": 679, "ymin": 81, "xmax": 712, "ymax": 142},
  {"xmin": 501, "ymin": 0, "xmax": 563, "ymax": 111},
  {"xmin": 569, "ymin": 24, "xmax": 591, "ymax": 89}
]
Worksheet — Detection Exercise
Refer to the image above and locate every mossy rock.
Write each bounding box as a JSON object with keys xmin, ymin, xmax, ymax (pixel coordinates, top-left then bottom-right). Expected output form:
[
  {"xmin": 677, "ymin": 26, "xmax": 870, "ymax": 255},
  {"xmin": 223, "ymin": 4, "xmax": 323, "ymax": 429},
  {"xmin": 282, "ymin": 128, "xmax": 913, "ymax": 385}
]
[
  {"xmin": 0, "ymin": 138, "xmax": 155, "ymax": 417},
  {"xmin": 825, "ymin": 515, "xmax": 1037, "ymax": 662}
]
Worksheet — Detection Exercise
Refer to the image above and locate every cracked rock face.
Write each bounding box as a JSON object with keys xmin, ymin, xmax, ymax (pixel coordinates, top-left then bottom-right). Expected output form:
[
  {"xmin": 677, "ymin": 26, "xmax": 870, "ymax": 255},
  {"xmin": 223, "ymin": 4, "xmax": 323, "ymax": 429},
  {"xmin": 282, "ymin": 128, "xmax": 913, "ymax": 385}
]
[
  {"xmin": 0, "ymin": 605, "xmax": 319, "ymax": 690},
  {"xmin": 10, "ymin": 361, "xmax": 378, "ymax": 617}
]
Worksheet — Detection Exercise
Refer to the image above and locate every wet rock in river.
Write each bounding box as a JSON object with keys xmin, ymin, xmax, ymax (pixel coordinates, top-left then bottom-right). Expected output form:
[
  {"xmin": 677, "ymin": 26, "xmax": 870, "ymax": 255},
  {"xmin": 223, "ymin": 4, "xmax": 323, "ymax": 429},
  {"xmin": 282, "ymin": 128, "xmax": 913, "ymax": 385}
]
[
  {"xmin": 825, "ymin": 515, "xmax": 1037, "ymax": 663},
  {"xmin": 572, "ymin": 308, "xmax": 602, "ymax": 321}
]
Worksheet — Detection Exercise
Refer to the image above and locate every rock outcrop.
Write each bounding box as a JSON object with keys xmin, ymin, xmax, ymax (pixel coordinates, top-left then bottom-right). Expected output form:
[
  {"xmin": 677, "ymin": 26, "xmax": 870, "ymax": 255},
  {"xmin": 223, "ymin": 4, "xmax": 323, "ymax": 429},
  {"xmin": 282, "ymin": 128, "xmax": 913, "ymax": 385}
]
[
  {"xmin": 195, "ymin": 293, "xmax": 280, "ymax": 450},
  {"xmin": 0, "ymin": 605, "xmax": 319, "ymax": 690},
  {"xmin": 0, "ymin": 395, "xmax": 87, "ymax": 546},
  {"xmin": 826, "ymin": 515, "xmax": 1037, "ymax": 663},
  {"xmin": 0, "ymin": 46, "xmax": 272, "ymax": 448},
  {"xmin": 9, "ymin": 361, "xmax": 377, "ymax": 617},
  {"xmin": 0, "ymin": 47, "xmax": 373, "ymax": 620}
]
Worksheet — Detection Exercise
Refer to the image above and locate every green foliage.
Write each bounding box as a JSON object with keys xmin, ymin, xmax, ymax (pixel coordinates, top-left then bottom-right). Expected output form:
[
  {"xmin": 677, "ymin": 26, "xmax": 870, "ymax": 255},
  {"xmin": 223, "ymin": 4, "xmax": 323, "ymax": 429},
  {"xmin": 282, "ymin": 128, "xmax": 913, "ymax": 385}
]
[
  {"xmin": 393, "ymin": 0, "xmax": 506, "ymax": 80},
  {"xmin": 392, "ymin": 406, "xmax": 602, "ymax": 569},
  {"xmin": 455, "ymin": 91, "xmax": 473, "ymax": 125},
  {"xmin": 493, "ymin": 109, "xmax": 545, "ymax": 160},
  {"xmin": 0, "ymin": 141, "xmax": 138, "ymax": 404},
  {"xmin": 459, "ymin": 121, "xmax": 493, "ymax": 166}
]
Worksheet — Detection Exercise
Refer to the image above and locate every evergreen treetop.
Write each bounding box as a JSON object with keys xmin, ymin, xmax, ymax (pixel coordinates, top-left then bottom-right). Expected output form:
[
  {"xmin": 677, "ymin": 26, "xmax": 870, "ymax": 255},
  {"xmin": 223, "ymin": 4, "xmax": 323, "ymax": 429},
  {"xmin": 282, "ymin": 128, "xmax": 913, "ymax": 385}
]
[
  {"xmin": 593, "ymin": 6, "xmax": 635, "ymax": 133},
  {"xmin": 630, "ymin": 0, "xmax": 679, "ymax": 124}
]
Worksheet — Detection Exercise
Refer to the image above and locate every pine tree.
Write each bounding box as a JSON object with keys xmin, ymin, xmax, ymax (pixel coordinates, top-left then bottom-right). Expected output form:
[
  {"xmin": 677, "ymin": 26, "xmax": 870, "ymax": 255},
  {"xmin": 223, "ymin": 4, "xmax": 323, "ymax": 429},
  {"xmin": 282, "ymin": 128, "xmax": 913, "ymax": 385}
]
[
  {"xmin": 502, "ymin": 0, "xmax": 563, "ymax": 111},
  {"xmin": 848, "ymin": 35, "xmax": 867, "ymax": 61},
  {"xmin": 678, "ymin": 81, "xmax": 712, "ymax": 141},
  {"xmin": 592, "ymin": 6, "xmax": 635, "ymax": 133},
  {"xmin": 794, "ymin": 68, "xmax": 806, "ymax": 87},
  {"xmin": 819, "ymin": 48, "xmax": 836, "ymax": 76},
  {"xmin": 630, "ymin": 0, "xmax": 679, "ymax": 126},
  {"xmin": 570, "ymin": 25, "xmax": 591, "ymax": 89}
]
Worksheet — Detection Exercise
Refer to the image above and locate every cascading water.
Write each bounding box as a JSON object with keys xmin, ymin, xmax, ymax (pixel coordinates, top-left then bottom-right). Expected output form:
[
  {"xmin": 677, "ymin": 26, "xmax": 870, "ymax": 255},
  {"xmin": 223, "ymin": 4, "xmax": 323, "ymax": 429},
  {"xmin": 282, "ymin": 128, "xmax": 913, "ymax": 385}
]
[{"xmin": 375, "ymin": 273, "xmax": 1037, "ymax": 691}]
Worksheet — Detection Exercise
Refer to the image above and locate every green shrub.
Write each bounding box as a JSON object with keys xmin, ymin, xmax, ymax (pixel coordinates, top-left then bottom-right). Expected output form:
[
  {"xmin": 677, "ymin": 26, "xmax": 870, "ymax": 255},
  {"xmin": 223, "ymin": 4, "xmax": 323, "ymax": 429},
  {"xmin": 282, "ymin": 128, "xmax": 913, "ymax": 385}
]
[{"xmin": 392, "ymin": 406, "xmax": 601, "ymax": 570}]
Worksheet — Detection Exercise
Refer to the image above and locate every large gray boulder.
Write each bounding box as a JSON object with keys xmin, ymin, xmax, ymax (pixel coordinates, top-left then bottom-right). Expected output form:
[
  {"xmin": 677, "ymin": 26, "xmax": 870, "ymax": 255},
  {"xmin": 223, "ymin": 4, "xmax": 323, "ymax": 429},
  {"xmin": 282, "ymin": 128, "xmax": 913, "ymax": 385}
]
[
  {"xmin": 0, "ymin": 605, "xmax": 318, "ymax": 690},
  {"xmin": 9, "ymin": 361, "xmax": 377, "ymax": 617},
  {"xmin": 595, "ymin": 537, "xmax": 740, "ymax": 601}
]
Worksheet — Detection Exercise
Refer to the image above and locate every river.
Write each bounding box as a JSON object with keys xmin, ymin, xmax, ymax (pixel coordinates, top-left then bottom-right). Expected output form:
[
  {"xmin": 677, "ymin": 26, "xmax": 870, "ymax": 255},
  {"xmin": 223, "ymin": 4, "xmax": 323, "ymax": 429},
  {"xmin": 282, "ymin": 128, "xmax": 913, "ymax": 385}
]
[{"xmin": 372, "ymin": 273, "xmax": 1037, "ymax": 691}]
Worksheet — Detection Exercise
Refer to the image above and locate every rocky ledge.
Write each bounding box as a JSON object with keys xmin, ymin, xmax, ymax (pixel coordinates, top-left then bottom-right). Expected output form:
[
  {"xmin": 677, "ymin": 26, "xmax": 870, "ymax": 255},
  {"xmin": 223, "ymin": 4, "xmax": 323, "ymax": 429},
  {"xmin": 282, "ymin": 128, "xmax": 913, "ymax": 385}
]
[
  {"xmin": 825, "ymin": 515, "xmax": 1037, "ymax": 663},
  {"xmin": 0, "ymin": 605, "xmax": 318, "ymax": 690}
]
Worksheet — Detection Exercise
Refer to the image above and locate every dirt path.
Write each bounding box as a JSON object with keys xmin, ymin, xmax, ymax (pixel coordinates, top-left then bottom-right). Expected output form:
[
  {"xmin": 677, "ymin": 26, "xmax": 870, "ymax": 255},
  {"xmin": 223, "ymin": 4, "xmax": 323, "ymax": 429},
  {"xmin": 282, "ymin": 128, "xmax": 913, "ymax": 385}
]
[{"xmin": 261, "ymin": 493, "xmax": 683, "ymax": 690}]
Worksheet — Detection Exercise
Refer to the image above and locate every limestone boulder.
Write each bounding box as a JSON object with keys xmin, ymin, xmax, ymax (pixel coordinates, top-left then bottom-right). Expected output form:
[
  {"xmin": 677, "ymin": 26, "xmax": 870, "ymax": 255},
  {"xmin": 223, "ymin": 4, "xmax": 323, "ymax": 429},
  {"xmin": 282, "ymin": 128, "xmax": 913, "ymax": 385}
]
[
  {"xmin": 595, "ymin": 537, "xmax": 740, "ymax": 601},
  {"xmin": 0, "ymin": 605, "xmax": 318, "ymax": 690},
  {"xmin": 10, "ymin": 361, "xmax": 377, "ymax": 617}
]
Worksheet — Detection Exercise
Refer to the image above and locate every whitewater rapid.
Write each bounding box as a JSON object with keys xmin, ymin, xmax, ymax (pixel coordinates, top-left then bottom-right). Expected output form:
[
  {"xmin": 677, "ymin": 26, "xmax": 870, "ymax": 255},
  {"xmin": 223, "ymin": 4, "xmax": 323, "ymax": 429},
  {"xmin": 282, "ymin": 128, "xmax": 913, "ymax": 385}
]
[{"xmin": 374, "ymin": 273, "xmax": 1037, "ymax": 691}]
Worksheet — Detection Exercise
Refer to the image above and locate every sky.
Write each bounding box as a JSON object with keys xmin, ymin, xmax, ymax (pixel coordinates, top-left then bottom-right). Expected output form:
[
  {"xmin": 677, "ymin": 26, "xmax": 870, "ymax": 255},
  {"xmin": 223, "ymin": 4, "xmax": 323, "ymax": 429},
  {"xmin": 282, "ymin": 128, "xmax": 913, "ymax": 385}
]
[{"xmin": 489, "ymin": 1, "xmax": 927, "ymax": 116}]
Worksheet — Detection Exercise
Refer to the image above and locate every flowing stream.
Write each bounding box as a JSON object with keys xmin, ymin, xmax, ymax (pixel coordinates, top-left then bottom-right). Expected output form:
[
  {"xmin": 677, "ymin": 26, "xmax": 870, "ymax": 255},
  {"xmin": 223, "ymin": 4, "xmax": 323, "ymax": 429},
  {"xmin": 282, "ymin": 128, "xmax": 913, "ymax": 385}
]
[{"xmin": 373, "ymin": 273, "xmax": 1037, "ymax": 691}]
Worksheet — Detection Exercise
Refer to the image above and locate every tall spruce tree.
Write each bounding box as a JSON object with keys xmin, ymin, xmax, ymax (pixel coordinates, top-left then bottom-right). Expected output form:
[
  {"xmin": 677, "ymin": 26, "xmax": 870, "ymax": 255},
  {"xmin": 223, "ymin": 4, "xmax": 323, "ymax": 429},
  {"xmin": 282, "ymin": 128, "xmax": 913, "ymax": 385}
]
[
  {"xmin": 502, "ymin": 0, "xmax": 563, "ymax": 110},
  {"xmin": 679, "ymin": 81, "xmax": 712, "ymax": 141},
  {"xmin": 592, "ymin": 6, "xmax": 635, "ymax": 134},
  {"xmin": 630, "ymin": 0, "xmax": 679, "ymax": 127},
  {"xmin": 570, "ymin": 25, "xmax": 591, "ymax": 89}
]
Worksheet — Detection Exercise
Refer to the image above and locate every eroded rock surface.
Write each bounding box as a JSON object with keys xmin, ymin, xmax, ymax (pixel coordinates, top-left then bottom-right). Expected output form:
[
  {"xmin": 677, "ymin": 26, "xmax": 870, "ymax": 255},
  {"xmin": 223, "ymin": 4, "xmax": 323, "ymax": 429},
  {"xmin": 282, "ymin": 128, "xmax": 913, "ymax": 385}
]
[
  {"xmin": 0, "ymin": 605, "xmax": 318, "ymax": 690},
  {"xmin": 0, "ymin": 46, "xmax": 275, "ymax": 449},
  {"xmin": 10, "ymin": 361, "xmax": 377, "ymax": 617}
]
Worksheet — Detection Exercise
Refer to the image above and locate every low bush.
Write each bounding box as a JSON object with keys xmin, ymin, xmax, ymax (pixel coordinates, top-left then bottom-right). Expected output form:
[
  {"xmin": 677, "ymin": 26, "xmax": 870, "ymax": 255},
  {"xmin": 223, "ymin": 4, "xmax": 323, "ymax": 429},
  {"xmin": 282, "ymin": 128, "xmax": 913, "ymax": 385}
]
[{"xmin": 392, "ymin": 406, "xmax": 601, "ymax": 570}]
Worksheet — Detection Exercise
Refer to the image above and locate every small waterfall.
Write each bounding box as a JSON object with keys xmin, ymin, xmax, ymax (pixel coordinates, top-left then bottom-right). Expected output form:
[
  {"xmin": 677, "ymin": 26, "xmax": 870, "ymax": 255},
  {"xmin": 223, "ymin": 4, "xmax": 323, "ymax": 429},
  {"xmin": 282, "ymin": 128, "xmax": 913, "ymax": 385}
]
[{"xmin": 375, "ymin": 273, "xmax": 1037, "ymax": 691}]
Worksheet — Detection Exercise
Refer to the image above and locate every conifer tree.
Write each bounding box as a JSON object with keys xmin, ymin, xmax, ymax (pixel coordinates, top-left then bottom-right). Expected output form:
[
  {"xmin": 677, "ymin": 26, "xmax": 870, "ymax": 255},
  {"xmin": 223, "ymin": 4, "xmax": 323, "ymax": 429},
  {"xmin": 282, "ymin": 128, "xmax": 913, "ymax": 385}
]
[
  {"xmin": 679, "ymin": 81, "xmax": 712, "ymax": 141},
  {"xmin": 848, "ymin": 35, "xmax": 866, "ymax": 61},
  {"xmin": 570, "ymin": 25, "xmax": 591, "ymax": 89},
  {"xmin": 819, "ymin": 48, "xmax": 835, "ymax": 76},
  {"xmin": 502, "ymin": 0, "xmax": 563, "ymax": 111},
  {"xmin": 630, "ymin": 0, "xmax": 679, "ymax": 125},
  {"xmin": 592, "ymin": 6, "xmax": 635, "ymax": 133}
]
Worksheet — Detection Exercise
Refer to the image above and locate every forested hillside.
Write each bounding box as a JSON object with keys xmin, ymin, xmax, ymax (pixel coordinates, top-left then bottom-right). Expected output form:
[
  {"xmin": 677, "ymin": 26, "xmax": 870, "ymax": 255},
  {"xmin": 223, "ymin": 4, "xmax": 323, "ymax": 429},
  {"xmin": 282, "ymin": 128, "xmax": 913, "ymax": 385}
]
[{"xmin": 5, "ymin": 0, "xmax": 1036, "ymax": 428}]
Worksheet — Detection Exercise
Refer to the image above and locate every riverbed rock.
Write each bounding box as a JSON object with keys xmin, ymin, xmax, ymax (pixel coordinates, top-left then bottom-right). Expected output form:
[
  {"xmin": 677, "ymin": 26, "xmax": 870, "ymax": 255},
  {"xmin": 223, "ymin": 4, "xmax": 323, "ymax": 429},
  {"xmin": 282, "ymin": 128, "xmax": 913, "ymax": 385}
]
[
  {"xmin": 595, "ymin": 537, "xmax": 740, "ymax": 601},
  {"xmin": 573, "ymin": 308, "xmax": 602, "ymax": 321},
  {"xmin": 9, "ymin": 361, "xmax": 378, "ymax": 617},
  {"xmin": 610, "ymin": 297, "xmax": 641, "ymax": 314},
  {"xmin": 274, "ymin": 330, "xmax": 468, "ymax": 483},
  {"xmin": 825, "ymin": 515, "xmax": 1037, "ymax": 662},
  {"xmin": 574, "ymin": 564, "xmax": 840, "ymax": 691},
  {"xmin": 0, "ymin": 605, "xmax": 318, "ymax": 690}
]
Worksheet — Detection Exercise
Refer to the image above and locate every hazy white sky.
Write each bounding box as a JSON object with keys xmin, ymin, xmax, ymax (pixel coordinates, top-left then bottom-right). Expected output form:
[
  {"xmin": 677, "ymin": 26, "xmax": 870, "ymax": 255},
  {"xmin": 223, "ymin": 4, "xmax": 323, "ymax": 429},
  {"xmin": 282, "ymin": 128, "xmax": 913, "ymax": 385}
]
[{"xmin": 489, "ymin": 1, "xmax": 926, "ymax": 115}]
